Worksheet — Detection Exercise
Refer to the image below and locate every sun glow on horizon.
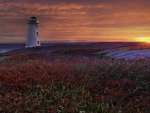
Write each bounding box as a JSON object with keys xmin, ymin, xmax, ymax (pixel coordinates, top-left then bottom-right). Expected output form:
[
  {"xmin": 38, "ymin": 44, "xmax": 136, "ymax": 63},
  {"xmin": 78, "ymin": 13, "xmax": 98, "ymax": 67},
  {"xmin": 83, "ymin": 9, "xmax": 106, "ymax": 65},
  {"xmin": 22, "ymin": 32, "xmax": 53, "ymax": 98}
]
[{"xmin": 135, "ymin": 36, "xmax": 150, "ymax": 43}]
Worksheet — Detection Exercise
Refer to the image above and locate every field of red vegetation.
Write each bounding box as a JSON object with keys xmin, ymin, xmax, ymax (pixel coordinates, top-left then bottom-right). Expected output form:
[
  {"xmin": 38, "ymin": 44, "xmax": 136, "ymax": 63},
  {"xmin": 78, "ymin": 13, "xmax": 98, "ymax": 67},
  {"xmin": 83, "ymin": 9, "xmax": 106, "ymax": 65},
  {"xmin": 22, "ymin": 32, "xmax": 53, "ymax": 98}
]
[{"xmin": 0, "ymin": 51, "xmax": 150, "ymax": 113}]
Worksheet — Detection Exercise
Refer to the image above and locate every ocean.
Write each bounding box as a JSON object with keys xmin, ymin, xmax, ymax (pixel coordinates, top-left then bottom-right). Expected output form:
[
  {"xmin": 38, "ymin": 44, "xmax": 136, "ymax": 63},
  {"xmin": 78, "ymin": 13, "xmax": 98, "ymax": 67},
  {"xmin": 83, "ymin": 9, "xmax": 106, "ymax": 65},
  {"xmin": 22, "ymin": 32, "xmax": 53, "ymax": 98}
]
[
  {"xmin": 0, "ymin": 43, "xmax": 25, "ymax": 53},
  {"xmin": 0, "ymin": 42, "xmax": 75, "ymax": 53}
]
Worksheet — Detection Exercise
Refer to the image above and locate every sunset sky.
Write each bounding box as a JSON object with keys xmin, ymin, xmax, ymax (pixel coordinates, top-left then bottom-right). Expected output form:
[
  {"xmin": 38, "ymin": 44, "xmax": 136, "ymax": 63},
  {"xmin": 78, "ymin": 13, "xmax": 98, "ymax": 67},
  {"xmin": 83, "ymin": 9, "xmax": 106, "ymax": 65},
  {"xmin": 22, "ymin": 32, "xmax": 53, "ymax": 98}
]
[{"xmin": 0, "ymin": 0, "xmax": 150, "ymax": 43}]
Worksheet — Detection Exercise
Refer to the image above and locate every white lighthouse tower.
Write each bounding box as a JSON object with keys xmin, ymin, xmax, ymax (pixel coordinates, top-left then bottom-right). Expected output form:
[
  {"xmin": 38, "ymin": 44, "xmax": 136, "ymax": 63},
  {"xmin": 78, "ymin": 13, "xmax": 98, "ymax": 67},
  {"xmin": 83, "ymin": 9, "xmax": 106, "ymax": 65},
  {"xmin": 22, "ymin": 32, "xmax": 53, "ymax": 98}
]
[{"xmin": 26, "ymin": 16, "xmax": 41, "ymax": 48}]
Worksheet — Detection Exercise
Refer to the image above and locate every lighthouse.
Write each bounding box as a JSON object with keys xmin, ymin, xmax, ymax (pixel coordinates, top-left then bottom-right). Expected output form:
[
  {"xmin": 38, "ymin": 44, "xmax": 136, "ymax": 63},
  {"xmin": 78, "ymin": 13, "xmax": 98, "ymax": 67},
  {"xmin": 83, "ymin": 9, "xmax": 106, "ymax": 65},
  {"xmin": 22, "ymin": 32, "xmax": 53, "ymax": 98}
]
[{"xmin": 26, "ymin": 16, "xmax": 41, "ymax": 48}]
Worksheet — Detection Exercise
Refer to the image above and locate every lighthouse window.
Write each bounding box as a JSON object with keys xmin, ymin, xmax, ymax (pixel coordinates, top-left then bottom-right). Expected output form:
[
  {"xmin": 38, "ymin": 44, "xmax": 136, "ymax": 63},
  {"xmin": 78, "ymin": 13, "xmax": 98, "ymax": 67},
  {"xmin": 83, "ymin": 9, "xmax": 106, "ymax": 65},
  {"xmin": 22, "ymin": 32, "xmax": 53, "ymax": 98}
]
[{"xmin": 37, "ymin": 41, "xmax": 39, "ymax": 44}]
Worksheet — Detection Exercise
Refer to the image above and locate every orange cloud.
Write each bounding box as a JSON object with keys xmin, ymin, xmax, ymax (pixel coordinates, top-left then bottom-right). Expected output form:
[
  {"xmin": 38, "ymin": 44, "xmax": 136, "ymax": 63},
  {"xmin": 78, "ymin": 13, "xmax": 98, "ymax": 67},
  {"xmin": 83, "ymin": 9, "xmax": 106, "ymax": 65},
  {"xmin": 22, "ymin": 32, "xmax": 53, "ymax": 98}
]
[{"xmin": 0, "ymin": 0, "xmax": 150, "ymax": 43}]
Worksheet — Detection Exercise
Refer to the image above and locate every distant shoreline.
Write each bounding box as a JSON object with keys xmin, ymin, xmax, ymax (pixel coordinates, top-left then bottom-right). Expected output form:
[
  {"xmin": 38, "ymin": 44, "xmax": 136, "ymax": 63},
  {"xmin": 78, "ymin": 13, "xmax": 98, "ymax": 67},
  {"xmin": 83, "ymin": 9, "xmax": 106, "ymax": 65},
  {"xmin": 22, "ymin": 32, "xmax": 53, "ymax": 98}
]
[{"xmin": 0, "ymin": 49, "xmax": 15, "ymax": 53}]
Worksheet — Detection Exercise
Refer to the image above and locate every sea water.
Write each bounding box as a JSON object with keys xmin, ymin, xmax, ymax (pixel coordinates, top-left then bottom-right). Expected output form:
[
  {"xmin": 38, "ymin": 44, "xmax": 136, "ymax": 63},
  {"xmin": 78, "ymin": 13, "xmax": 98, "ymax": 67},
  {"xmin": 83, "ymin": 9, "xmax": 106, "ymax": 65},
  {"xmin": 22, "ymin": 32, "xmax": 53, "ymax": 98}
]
[
  {"xmin": 0, "ymin": 49, "xmax": 14, "ymax": 53},
  {"xmin": 0, "ymin": 43, "xmax": 25, "ymax": 53}
]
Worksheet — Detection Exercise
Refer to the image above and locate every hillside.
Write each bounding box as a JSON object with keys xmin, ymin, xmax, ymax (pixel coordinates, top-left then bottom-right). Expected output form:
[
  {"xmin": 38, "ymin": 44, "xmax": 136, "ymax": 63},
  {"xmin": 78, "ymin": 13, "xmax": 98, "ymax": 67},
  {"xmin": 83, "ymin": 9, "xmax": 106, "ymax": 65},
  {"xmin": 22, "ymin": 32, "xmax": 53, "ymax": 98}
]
[{"xmin": 0, "ymin": 42, "xmax": 150, "ymax": 113}]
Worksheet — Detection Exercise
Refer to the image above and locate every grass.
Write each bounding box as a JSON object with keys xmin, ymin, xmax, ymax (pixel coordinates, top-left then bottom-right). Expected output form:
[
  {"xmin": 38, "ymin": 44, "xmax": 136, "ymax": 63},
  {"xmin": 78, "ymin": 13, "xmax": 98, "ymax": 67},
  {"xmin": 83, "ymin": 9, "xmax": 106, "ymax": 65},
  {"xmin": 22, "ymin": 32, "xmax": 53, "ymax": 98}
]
[{"xmin": 0, "ymin": 52, "xmax": 150, "ymax": 113}]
